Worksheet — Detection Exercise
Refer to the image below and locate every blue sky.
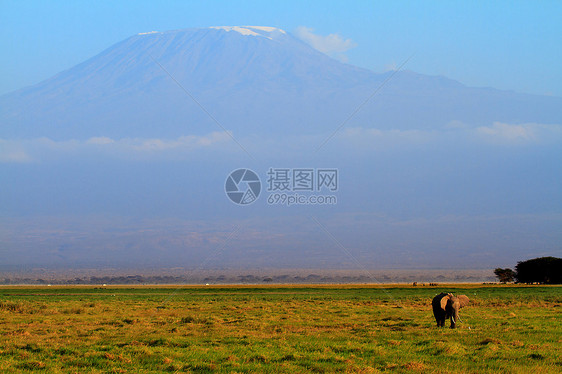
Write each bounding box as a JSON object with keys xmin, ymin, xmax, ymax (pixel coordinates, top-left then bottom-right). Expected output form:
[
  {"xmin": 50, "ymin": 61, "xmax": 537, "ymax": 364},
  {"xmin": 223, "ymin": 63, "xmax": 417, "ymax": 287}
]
[{"xmin": 1, "ymin": 0, "xmax": 561, "ymax": 96}]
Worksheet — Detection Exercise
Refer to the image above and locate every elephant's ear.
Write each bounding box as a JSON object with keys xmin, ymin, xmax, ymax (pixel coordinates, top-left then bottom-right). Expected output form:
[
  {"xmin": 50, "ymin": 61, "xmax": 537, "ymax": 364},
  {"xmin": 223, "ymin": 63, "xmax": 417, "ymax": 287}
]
[
  {"xmin": 458, "ymin": 295, "xmax": 470, "ymax": 308},
  {"xmin": 440, "ymin": 294, "xmax": 451, "ymax": 310}
]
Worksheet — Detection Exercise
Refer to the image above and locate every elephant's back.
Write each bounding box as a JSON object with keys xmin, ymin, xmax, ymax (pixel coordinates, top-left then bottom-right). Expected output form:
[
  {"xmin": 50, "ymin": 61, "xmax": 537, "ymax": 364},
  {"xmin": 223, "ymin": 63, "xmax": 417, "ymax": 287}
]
[{"xmin": 432, "ymin": 292, "xmax": 446, "ymax": 309}]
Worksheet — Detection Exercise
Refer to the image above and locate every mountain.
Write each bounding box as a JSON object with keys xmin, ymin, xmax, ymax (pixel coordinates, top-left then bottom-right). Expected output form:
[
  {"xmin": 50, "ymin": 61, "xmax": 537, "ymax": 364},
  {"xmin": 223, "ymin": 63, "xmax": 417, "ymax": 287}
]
[{"xmin": 1, "ymin": 26, "xmax": 561, "ymax": 140}]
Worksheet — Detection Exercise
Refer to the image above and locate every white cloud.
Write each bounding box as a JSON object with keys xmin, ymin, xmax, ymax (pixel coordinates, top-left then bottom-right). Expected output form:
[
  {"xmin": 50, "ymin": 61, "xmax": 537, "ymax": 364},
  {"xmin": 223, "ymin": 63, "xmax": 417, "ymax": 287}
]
[
  {"xmin": 384, "ymin": 62, "xmax": 398, "ymax": 72},
  {"xmin": 476, "ymin": 122, "xmax": 562, "ymax": 144},
  {"xmin": 87, "ymin": 136, "xmax": 114, "ymax": 145},
  {"xmin": 334, "ymin": 121, "xmax": 562, "ymax": 149},
  {"xmin": 123, "ymin": 132, "xmax": 230, "ymax": 152},
  {"xmin": 0, "ymin": 139, "xmax": 33, "ymax": 163},
  {"xmin": 2, "ymin": 122, "xmax": 561, "ymax": 164},
  {"xmin": 0, "ymin": 132, "xmax": 232, "ymax": 163},
  {"xmin": 295, "ymin": 26, "xmax": 357, "ymax": 61}
]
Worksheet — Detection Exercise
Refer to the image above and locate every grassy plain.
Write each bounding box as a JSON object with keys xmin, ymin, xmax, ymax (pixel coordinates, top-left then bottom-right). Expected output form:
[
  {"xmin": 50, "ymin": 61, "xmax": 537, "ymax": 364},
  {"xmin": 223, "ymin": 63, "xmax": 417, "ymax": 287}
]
[{"xmin": 0, "ymin": 284, "xmax": 560, "ymax": 373}]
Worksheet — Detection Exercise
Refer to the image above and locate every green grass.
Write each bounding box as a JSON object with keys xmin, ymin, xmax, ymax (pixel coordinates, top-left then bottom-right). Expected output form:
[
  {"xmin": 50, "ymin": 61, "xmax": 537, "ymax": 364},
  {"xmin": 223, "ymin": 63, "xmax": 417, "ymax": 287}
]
[{"xmin": 1, "ymin": 284, "xmax": 561, "ymax": 373}]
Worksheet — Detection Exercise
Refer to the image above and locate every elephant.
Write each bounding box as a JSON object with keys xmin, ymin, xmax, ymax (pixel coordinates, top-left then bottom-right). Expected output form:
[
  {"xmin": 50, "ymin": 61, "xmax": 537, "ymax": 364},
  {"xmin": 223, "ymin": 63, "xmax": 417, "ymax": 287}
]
[{"xmin": 432, "ymin": 292, "xmax": 469, "ymax": 328}]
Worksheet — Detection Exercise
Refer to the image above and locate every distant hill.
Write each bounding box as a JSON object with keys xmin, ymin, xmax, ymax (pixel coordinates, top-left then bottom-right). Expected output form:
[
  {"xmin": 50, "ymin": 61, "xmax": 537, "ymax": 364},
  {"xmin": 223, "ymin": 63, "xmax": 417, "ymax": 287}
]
[{"xmin": 0, "ymin": 268, "xmax": 496, "ymax": 285}]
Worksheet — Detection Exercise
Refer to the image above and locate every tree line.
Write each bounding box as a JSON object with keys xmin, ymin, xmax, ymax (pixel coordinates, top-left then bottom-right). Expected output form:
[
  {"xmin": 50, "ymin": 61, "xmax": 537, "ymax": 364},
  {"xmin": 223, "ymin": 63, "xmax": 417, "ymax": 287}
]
[{"xmin": 494, "ymin": 256, "xmax": 561, "ymax": 284}]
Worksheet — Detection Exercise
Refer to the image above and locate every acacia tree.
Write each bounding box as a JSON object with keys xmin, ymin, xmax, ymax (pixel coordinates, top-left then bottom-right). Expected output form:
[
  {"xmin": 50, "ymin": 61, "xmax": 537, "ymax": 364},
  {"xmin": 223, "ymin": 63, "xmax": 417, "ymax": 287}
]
[
  {"xmin": 494, "ymin": 268, "xmax": 515, "ymax": 283},
  {"xmin": 514, "ymin": 257, "xmax": 562, "ymax": 284}
]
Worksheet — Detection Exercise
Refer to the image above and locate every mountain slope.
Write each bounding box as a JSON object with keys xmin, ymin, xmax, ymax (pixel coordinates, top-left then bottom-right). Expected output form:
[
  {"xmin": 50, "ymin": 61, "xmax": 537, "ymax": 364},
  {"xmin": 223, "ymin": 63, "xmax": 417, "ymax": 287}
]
[{"xmin": 1, "ymin": 26, "xmax": 561, "ymax": 139}]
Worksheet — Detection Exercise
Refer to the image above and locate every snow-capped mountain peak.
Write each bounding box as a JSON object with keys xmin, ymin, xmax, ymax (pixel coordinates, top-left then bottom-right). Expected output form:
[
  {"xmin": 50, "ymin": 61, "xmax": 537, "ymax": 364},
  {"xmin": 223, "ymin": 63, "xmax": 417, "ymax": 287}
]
[{"xmin": 210, "ymin": 26, "xmax": 286, "ymax": 39}]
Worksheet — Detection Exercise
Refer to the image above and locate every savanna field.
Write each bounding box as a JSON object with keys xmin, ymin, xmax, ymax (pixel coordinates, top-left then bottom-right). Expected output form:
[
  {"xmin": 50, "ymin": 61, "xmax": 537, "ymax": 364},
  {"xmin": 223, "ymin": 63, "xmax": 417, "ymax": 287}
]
[{"xmin": 0, "ymin": 284, "xmax": 560, "ymax": 373}]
